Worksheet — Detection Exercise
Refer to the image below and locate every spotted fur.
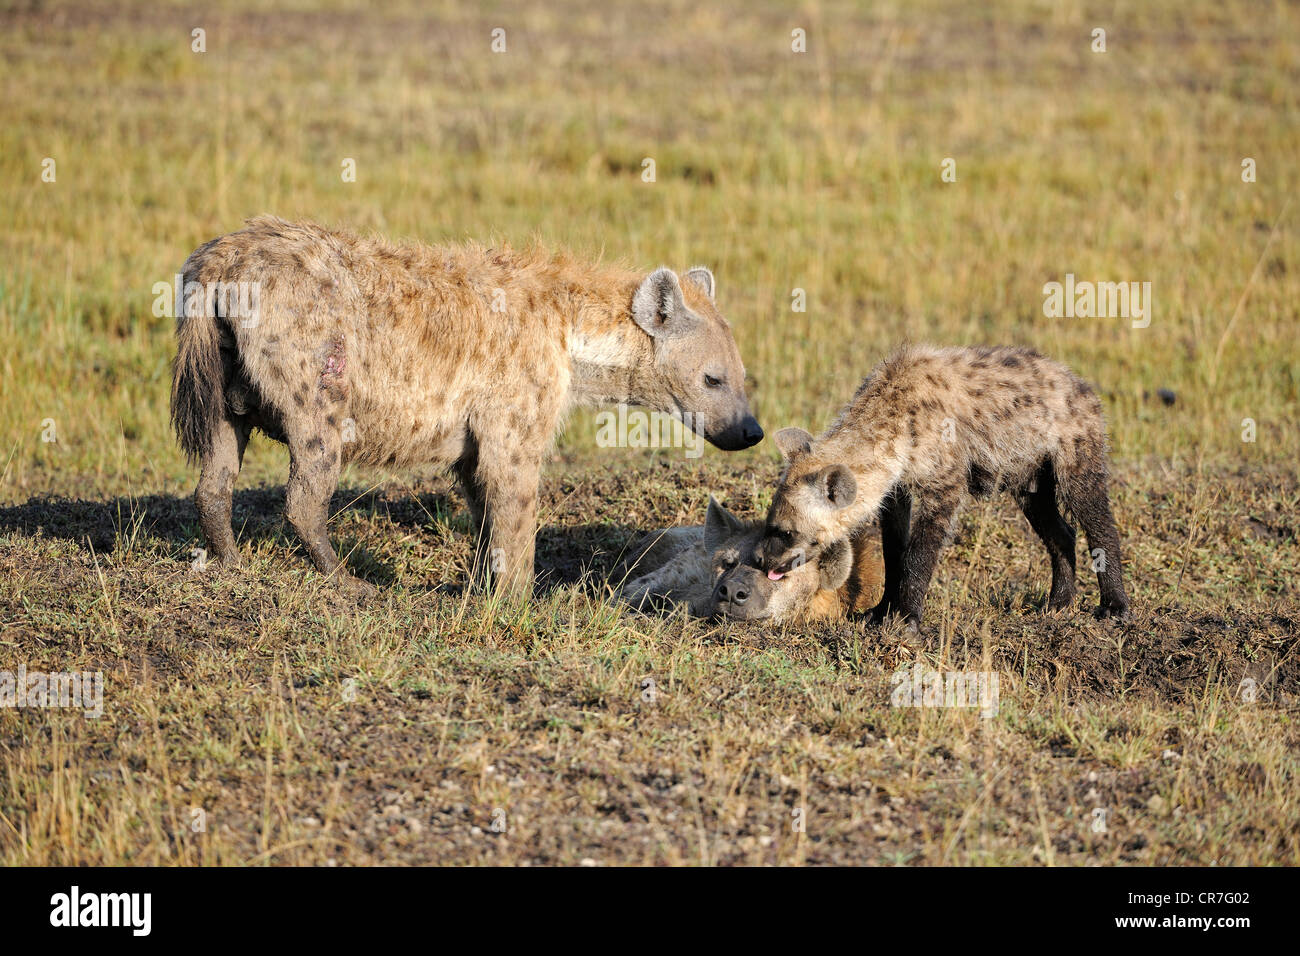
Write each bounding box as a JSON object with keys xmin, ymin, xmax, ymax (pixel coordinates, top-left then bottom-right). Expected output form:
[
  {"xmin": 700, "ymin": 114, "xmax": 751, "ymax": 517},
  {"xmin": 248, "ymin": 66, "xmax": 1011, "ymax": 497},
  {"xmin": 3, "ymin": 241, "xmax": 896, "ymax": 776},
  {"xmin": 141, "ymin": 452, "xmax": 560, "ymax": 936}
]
[
  {"xmin": 757, "ymin": 345, "xmax": 1131, "ymax": 630},
  {"xmin": 171, "ymin": 217, "xmax": 762, "ymax": 596},
  {"xmin": 619, "ymin": 497, "xmax": 883, "ymax": 621}
]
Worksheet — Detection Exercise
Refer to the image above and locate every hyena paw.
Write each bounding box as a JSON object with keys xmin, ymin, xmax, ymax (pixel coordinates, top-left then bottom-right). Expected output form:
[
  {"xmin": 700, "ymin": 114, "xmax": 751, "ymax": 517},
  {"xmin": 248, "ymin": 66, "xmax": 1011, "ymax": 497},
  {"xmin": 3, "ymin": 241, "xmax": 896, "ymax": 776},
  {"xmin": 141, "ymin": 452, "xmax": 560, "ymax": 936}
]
[
  {"xmin": 339, "ymin": 575, "xmax": 379, "ymax": 602},
  {"xmin": 1095, "ymin": 602, "xmax": 1131, "ymax": 624},
  {"xmin": 864, "ymin": 602, "xmax": 892, "ymax": 627},
  {"xmin": 1044, "ymin": 596, "xmax": 1074, "ymax": 614},
  {"xmin": 192, "ymin": 550, "xmax": 240, "ymax": 572}
]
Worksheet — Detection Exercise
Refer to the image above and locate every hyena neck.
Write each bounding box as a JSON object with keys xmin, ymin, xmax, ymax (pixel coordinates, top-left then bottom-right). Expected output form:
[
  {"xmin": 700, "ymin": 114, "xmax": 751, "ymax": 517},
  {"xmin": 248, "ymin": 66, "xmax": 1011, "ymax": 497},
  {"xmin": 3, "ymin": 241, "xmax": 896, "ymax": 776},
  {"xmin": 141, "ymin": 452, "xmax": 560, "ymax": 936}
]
[{"xmin": 566, "ymin": 282, "xmax": 656, "ymax": 408}]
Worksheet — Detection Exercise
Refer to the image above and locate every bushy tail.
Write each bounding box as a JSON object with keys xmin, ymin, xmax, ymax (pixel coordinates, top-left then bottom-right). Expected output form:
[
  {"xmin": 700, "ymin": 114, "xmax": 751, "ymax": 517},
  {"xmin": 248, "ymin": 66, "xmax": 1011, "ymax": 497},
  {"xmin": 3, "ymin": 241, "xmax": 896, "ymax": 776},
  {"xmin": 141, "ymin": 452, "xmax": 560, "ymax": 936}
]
[{"xmin": 169, "ymin": 274, "xmax": 226, "ymax": 465}]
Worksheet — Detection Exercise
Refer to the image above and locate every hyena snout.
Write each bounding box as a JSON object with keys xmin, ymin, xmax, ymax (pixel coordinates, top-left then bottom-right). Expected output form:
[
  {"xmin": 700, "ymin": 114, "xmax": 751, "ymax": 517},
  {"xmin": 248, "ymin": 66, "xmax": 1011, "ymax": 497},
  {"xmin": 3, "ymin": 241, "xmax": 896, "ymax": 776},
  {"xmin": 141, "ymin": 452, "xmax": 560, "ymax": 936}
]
[
  {"xmin": 707, "ymin": 410, "xmax": 764, "ymax": 451},
  {"xmin": 676, "ymin": 365, "xmax": 762, "ymax": 450},
  {"xmin": 713, "ymin": 566, "xmax": 769, "ymax": 620},
  {"xmin": 668, "ymin": 377, "xmax": 762, "ymax": 450},
  {"xmin": 755, "ymin": 532, "xmax": 812, "ymax": 577}
]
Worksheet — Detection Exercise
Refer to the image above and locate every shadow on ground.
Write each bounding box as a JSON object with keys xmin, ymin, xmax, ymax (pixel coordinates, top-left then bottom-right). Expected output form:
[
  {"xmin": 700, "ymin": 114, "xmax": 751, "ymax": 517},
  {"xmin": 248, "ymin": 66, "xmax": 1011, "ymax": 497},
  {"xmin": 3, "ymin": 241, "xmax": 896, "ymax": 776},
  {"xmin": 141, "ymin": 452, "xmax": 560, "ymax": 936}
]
[{"xmin": 0, "ymin": 487, "xmax": 646, "ymax": 593}]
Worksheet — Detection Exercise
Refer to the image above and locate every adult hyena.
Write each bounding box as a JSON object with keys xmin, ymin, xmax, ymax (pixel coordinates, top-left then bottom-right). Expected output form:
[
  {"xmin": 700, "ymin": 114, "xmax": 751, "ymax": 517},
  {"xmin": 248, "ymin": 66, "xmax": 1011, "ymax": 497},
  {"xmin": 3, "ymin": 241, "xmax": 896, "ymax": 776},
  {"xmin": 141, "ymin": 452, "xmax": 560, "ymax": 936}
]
[
  {"xmin": 756, "ymin": 345, "xmax": 1130, "ymax": 631},
  {"xmin": 171, "ymin": 217, "xmax": 762, "ymax": 597},
  {"xmin": 618, "ymin": 497, "xmax": 883, "ymax": 621}
]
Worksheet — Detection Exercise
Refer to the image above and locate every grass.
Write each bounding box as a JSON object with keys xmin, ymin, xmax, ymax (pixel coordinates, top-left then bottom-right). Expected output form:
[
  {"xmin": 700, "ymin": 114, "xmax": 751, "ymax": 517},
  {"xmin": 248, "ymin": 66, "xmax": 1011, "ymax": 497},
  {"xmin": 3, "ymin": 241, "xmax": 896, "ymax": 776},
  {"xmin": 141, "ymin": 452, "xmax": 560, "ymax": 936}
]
[{"xmin": 0, "ymin": 0, "xmax": 1297, "ymax": 864}]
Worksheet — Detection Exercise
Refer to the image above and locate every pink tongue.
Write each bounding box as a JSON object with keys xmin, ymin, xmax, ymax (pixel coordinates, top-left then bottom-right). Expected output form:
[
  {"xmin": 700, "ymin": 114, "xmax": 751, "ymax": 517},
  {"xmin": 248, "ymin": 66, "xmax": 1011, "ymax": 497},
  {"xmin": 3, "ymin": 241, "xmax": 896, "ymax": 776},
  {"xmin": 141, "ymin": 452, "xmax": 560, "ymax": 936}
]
[{"xmin": 767, "ymin": 570, "xmax": 785, "ymax": 581}]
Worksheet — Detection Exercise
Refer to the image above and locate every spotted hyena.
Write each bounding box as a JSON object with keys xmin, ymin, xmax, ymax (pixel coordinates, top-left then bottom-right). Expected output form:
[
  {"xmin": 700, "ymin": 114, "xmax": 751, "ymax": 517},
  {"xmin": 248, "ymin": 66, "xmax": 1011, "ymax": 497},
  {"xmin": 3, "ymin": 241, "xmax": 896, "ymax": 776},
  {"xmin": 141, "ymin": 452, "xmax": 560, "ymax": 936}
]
[
  {"xmin": 171, "ymin": 217, "xmax": 762, "ymax": 597},
  {"xmin": 756, "ymin": 345, "xmax": 1130, "ymax": 631},
  {"xmin": 619, "ymin": 497, "xmax": 883, "ymax": 622}
]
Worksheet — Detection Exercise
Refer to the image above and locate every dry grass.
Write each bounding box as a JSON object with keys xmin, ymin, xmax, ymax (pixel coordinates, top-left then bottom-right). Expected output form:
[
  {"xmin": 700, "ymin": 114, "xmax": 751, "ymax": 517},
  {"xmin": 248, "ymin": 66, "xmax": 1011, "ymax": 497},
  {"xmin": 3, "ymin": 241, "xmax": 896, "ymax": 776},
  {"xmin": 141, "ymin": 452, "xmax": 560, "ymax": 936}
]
[
  {"xmin": 1, "ymin": 464, "xmax": 1296, "ymax": 865},
  {"xmin": 0, "ymin": 0, "xmax": 1297, "ymax": 865}
]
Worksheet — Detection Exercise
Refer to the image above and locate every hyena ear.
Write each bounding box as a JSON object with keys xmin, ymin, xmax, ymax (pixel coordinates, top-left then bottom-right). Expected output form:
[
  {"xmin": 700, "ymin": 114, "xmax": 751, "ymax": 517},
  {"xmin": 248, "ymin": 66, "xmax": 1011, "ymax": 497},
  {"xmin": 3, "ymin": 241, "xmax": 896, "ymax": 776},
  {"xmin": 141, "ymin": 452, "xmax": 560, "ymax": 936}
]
[
  {"xmin": 817, "ymin": 538, "xmax": 854, "ymax": 591},
  {"xmin": 683, "ymin": 266, "xmax": 715, "ymax": 300},
  {"xmin": 819, "ymin": 465, "xmax": 857, "ymax": 509},
  {"xmin": 632, "ymin": 268, "xmax": 692, "ymax": 337},
  {"xmin": 704, "ymin": 495, "xmax": 742, "ymax": 551},
  {"xmin": 773, "ymin": 427, "xmax": 814, "ymax": 462}
]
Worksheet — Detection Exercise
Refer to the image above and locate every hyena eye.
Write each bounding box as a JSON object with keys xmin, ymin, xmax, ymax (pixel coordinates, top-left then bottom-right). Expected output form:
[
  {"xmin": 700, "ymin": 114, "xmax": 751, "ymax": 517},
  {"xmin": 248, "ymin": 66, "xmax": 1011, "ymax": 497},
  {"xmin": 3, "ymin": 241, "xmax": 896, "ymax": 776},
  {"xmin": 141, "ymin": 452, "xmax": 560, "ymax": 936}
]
[{"xmin": 704, "ymin": 374, "xmax": 724, "ymax": 389}]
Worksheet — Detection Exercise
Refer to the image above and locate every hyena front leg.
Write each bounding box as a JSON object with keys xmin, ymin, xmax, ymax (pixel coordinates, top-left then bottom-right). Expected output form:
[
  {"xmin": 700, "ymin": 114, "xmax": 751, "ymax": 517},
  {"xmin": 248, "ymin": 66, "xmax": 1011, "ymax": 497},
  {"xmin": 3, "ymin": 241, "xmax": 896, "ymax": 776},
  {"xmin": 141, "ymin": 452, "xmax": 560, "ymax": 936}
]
[
  {"xmin": 284, "ymin": 423, "xmax": 375, "ymax": 600},
  {"xmin": 867, "ymin": 486, "xmax": 911, "ymax": 624},
  {"xmin": 1062, "ymin": 469, "xmax": 1130, "ymax": 621},
  {"xmin": 194, "ymin": 413, "xmax": 250, "ymax": 567},
  {"xmin": 1017, "ymin": 462, "xmax": 1077, "ymax": 613},
  {"xmin": 896, "ymin": 487, "xmax": 963, "ymax": 633},
  {"xmin": 469, "ymin": 438, "xmax": 542, "ymax": 595}
]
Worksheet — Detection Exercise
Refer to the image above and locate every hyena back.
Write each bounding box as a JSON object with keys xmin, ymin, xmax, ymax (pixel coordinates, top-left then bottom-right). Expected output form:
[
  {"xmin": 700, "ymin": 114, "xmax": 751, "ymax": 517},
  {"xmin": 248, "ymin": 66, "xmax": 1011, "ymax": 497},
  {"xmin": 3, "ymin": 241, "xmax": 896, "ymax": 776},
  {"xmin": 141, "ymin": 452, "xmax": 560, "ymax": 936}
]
[
  {"xmin": 172, "ymin": 217, "xmax": 762, "ymax": 596},
  {"xmin": 757, "ymin": 345, "xmax": 1130, "ymax": 629},
  {"xmin": 619, "ymin": 497, "xmax": 883, "ymax": 621}
]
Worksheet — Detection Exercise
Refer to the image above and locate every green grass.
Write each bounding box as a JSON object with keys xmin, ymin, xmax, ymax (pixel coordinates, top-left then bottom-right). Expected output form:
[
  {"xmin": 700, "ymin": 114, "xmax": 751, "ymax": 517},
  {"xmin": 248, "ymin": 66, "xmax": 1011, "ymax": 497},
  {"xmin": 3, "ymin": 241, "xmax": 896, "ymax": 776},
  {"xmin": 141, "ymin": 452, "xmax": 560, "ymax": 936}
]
[{"xmin": 0, "ymin": 0, "xmax": 1297, "ymax": 865}]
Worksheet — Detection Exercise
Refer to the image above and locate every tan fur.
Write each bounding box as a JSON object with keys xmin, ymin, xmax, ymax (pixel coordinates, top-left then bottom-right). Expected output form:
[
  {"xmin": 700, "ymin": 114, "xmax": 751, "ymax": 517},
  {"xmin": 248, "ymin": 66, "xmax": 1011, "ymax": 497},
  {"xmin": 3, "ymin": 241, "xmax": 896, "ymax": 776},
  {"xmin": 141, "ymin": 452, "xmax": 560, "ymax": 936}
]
[
  {"xmin": 619, "ymin": 498, "xmax": 883, "ymax": 622},
  {"xmin": 759, "ymin": 344, "xmax": 1130, "ymax": 626},
  {"xmin": 768, "ymin": 346, "xmax": 1105, "ymax": 540},
  {"xmin": 712, "ymin": 526, "xmax": 884, "ymax": 622},
  {"xmin": 171, "ymin": 218, "xmax": 762, "ymax": 595}
]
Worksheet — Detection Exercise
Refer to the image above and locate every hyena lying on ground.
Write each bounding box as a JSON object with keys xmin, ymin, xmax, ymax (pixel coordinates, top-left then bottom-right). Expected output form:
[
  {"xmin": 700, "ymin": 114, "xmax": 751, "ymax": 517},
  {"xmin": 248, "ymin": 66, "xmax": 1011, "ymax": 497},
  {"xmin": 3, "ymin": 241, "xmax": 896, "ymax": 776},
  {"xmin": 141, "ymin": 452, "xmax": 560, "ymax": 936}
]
[
  {"xmin": 756, "ymin": 345, "xmax": 1131, "ymax": 631},
  {"xmin": 171, "ymin": 217, "xmax": 762, "ymax": 597},
  {"xmin": 619, "ymin": 498, "xmax": 883, "ymax": 621}
]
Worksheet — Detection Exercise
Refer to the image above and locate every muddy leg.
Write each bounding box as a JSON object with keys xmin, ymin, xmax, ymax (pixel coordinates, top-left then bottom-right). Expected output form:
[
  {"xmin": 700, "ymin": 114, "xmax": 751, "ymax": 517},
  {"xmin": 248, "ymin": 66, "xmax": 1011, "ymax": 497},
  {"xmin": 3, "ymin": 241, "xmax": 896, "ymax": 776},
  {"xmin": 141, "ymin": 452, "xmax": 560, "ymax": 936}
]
[
  {"xmin": 284, "ymin": 428, "xmax": 374, "ymax": 599},
  {"xmin": 1063, "ymin": 470, "xmax": 1130, "ymax": 621},
  {"xmin": 1017, "ymin": 463, "xmax": 1077, "ymax": 612},
  {"xmin": 194, "ymin": 414, "xmax": 250, "ymax": 567},
  {"xmin": 897, "ymin": 491, "xmax": 962, "ymax": 633},
  {"xmin": 867, "ymin": 485, "xmax": 911, "ymax": 624}
]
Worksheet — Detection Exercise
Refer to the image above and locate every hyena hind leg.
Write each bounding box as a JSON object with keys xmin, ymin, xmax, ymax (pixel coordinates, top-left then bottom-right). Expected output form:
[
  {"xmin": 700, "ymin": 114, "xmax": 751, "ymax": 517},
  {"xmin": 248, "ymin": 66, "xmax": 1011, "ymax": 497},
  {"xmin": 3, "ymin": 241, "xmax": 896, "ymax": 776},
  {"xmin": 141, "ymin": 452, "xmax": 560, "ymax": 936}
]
[
  {"xmin": 194, "ymin": 414, "xmax": 250, "ymax": 567},
  {"xmin": 284, "ymin": 428, "xmax": 376, "ymax": 600},
  {"xmin": 1061, "ymin": 467, "xmax": 1130, "ymax": 621},
  {"xmin": 1016, "ymin": 462, "xmax": 1077, "ymax": 613}
]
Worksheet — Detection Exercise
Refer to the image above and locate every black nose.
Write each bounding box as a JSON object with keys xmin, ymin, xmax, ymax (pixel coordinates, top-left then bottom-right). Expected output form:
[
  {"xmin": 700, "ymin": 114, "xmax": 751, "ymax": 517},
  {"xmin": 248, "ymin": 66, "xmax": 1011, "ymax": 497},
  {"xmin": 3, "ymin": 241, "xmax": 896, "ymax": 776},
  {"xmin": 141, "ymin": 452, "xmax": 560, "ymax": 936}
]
[
  {"xmin": 707, "ymin": 415, "xmax": 765, "ymax": 452},
  {"xmin": 717, "ymin": 582, "xmax": 748, "ymax": 605}
]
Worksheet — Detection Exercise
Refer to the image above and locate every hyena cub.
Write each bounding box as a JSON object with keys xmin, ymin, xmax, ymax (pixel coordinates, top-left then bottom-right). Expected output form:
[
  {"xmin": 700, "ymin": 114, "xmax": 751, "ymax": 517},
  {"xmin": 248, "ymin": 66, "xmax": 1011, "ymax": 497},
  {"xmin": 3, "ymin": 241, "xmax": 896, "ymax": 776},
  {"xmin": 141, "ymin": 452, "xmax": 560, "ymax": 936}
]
[
  {"xmin": 756, "ymin": 345, "xmax": 1130, "ymax": 630},
  {"xmin": 619, "ymin": 498, "xmax": 883, "ymax": 622},
  {"xmin": 171, "ymin": 218, "xmax": 762, "ymax": 598},
  {"xmin": 710, "ymin": 519, "xmax": 883, "ymax": 623}
]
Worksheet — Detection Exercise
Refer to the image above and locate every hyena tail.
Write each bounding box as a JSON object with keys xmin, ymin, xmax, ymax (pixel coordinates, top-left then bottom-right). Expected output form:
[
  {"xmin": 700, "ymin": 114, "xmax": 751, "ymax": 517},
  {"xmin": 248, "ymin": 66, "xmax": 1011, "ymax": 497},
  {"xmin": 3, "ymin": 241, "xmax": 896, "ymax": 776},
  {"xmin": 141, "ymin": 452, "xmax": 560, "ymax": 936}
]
[{"xmin": 169, "ymin": 265, "xmax": 228, "ymax": 465}]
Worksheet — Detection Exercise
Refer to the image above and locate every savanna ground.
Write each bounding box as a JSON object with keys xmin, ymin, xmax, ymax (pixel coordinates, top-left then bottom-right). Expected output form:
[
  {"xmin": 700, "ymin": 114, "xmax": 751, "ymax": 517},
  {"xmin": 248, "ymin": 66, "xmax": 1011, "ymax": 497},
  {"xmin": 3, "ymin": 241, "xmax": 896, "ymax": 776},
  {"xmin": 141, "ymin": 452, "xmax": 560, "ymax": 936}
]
[{"xmin": 0, "ymin": 0, "xmax": 1297, "ymax": 865}]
